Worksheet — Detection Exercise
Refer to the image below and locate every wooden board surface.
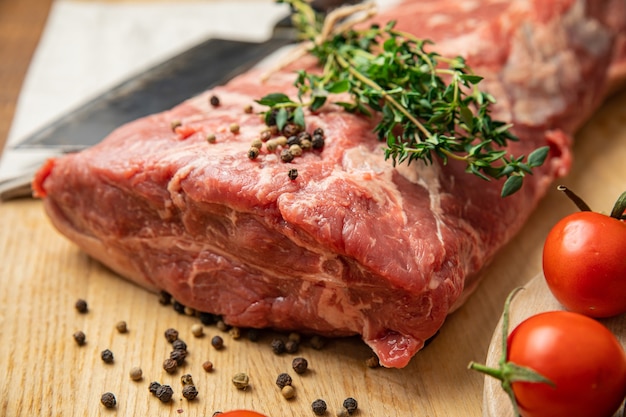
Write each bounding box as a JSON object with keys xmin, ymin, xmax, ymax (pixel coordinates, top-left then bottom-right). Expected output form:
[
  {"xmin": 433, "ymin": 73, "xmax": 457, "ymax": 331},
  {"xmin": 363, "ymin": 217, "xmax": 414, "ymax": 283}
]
[{"xmin": 483, "ymin": 275, "xmax": 626, "ymax": 417}]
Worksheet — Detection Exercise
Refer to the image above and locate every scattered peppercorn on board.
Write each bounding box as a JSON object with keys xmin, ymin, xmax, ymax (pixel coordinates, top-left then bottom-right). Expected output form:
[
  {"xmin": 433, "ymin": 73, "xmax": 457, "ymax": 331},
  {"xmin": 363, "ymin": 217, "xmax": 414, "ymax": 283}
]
[
  {"xmin": 483, "ymin": 275, "xmax": 626, "ymax": 417},
  {"xmin": 0, "ymin": 68, "xmax": 625, "ymax": 417}
]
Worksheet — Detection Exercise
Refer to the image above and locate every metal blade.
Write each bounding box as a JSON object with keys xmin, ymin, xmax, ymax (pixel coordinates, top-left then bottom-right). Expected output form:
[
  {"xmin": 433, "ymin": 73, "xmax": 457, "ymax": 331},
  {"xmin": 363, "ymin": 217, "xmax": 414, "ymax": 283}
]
[{"xmin": 15, "ymin": 30, "xmax": 295, "ymax": 152}]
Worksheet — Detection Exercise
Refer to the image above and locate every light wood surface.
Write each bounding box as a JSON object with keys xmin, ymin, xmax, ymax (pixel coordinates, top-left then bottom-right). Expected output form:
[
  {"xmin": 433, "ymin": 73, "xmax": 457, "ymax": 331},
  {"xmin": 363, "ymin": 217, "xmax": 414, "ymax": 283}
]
[{"xmin": 1, "ymin": 2, "xmax": 626, "ymax": 416}]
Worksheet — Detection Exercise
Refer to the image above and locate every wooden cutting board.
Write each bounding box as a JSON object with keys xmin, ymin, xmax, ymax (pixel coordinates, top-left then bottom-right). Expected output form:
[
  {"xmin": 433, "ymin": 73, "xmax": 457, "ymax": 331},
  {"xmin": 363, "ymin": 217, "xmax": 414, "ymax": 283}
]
[
  {"xmin": 1, "ymin": 69, "xmax": 626, "ymax": 417},
  {"xmin": 482, "ymin": 275, "xmax": 626, "ymax": 417}
]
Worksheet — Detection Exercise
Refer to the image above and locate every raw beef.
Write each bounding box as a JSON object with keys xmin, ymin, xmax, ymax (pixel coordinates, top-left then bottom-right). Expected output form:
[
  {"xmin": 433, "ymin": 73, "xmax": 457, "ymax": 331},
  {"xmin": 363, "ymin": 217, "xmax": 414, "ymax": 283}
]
[{"xmin": 33, "ymin": 0, "xmax": 626, "ymax": 367}]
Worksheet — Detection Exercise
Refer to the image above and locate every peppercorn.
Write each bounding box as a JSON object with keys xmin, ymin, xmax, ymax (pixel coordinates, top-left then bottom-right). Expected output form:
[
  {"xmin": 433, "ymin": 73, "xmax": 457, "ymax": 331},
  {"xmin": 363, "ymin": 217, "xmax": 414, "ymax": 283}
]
[
  {"xmin": 73, "ymin": 330, "xmax": 86, "ymax": 346},
  {"xmin": 232, "ymin": 372, "xmax": 249, "ymax": 390},
  {"xmin": 271, "ymin": 338, "xmax": 286, "ymax": 354},
  {"xmin": 182, "ymin": 384, "xmax": 199, "ymax": 400},
  {"xmin": 129, "ymin": 366, "xmax": 143, "ymax": 381},
  {"xmin": 269, "ymin": 125, "xmax": 279, "ymax": 135},
  {"xmin": 206, "ymin": 133, "xmax": 217, "ymax": 143},
  {"xmin": 164, "ymin": 328, "xmax": 179, "ymax": 343},
  {"xmin": 180, "ymin": 374, "xmax": 194, "ymax": 386},
  {"xmin": 171, "ymin": 120, "xmax": 182, "ymax": 131},
  {"xmin": 282, "ymin": 123, "xmax": 301, "ymax": 137},
  {"xmin": 173, "ymin": 300, "xmax": 186, "ymax": 315},
  {"xmin": 292, "ymin": 357, "xmax": 308, "ymax": 374},
  {"xmin": 101, "ymin": 349, "xmax": 114, "ymax": 364},
  {"xmin": 115, "ymin": 320, "xmax": 128, "ymax": 333},
  {"xmin": 289, "ymin": 144, "xmax": 303, "ymax": 157},
  {"xmin": 311, "ymin": 134, "xmax": 325, "ymax": 149},
  {"xmin": 184, "ymin": 306, "xmax": 195, "ymax": 316},
  {"xmin": 247, "ymin": 328, "xmax": 261, "ymax": 342},
  {"xmin": 229, "ymin": 123, "xmax": 240, "ymax": 134},
  {"xmin": 342, "ymin": 397, "xmax": 358, "ymax": 414},
  {"xmin": 211, "ymin": 335, "xmax": 224, "ymax": 350},
  {"xmin": 75, "ymin": 299, "xmax": 88, "ymax": 313},
  {"xmin": 202, "ymin": 360, "xmax": 214, "ymax": 372},
  {"xmin": 199, "ymin": 312, "xmax": 218, "ymax": 325},
  {"xmin": 158, "ymin": 291, "xmax": 172, "ymax": 305},
  {"xmin": 313, "ymin": 127, "xmax": 325, "ymax": 137},
  {"xmin": 155, "ymin": 384, "xmax": 174, "ymax": 403},
  {"xmin": 265, "ymin": 139, "xmax": 278, "ymax": 152},
  {"xmin": 288, "ymin": 332, "xmax": 301, "ymax": 343},
  {"xmin": 288, "ymin": 169, "xmax": 298, "ymax": 181},
  {"xmin": 309, "ymin": 335, "xmax": 326, "ymax": 350},
  {"xmin": 191, "ymin": 324, "xmax": 204, "ymax": 338},
  {"xmin": 281, "ymin": 385, "xmax": 296, "ymax": 400},
  {"xmin": 170, "ymin": 349, "xmax": 187, "ymax": 366},
  {"xmin": 250, "ymin": 138, "xmax": 263, "ymax": 149},
  {"xmin": 149, "ymin": 381, "xmax": 161, "ymax": 395},
  {"xmin": 365, "ymin": 355, "xmax": 380, "ymax": 368},
  {"xmin": 216, "ymin": 320, "xmax": 229, "ymax": 332},
  {"xmin": 229, "ymin": 327, "xmax": 241, "ymax": 339},
  {"xmin": 275, "ymin": 373, "xmax": 292, "ymax": 389},
  {"xmin": 163, "ymin": 358, "xmax": 178, "ymax": 373},
  {"xmin": 300, "ymin": 138, "xmax": 312, "ymax": 150},
  {"xmin": 287, "ymin": 135, "xmax": 301, "ymax": 147},
  {"xmin": 248, "ymin": 147, "xmax": 260, "ymax": 160},
  {"xmin": 336, "ymin": 407, "xmax": 348, "ymax": 417},
  {"xmin": 285, "ymin": 339, "xmax": 299, "ymax": 354},
  {"xmin": 260, "ymin": 129, "xmax": 272, "ymax": 142},
  {"xmin": 172, "ymin": 339, "xmax": 187, "ymax": 351},
  {"xmin": 210, "ymin": 95, "xmax": 220, "ymax": 107},
  {"xmin": 312, "ymin": 399, "xmax": 327, "ymax": 416},
  {"xmin": 275, "ymin": 135, "xmax": 288, "ymax": 147},
  {"xmin": 280, "ymin": 149, "xmax": 294, "ymax": 163},
  {"xmin": 100, "ymin": 392, "xmax": 116, "ymax": 408},
  {"xmin": 244, "ymin": 104, "xmax": 253, "ymax": 114}
]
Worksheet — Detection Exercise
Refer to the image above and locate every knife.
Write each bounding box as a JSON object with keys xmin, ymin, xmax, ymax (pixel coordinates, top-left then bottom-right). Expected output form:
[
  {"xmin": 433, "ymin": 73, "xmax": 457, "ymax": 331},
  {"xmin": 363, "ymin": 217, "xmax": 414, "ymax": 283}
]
[{"xmin": 0, "ymin": 0, "xmax": 357, "ymax": 200}]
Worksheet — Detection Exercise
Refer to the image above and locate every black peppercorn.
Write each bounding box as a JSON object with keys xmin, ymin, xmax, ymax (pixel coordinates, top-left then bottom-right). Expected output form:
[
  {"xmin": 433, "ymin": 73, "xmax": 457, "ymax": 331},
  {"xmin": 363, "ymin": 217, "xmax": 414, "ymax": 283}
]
[
  {"xmin": 211, "ymin": 335, "xmax": 224, "ymax": 350},
  {"xmin": 182, "ymin": 384, "xmax": 199, "ymax": 400},
  {"xmin": 158, "ymin": 291, "xmax": 172, "ymax": 305},
  {"xmin": 288, "ymin": 169, "xmax": 298, "ymax": 181},
  {"xmin": 271, "ymin": 338, "xmax": 286, "ymax": 354},
  {"xmin": 73, "ymin": 330, "xmax": 86, "ymax": 346},
  {"xmin": 100, "ymin": 392, "xmax": 116, "ymax": 408},
  {"xmin": 101, "ymin": 349, "xmax": 114, "ymax": 364},
  {"xmin": 164, "ymin": 328, "xmax": 179, "ymax": 343},
  {"xmin": 311, "ymin": 134, "xmax": 325, "ymax": 149},
  {"xmin": 275, "ymin": 373, "xmax": 292, "ymax": 389},
  {"xmin": 172, "ymin": 300, "xmax": 186, "ymax": 315},
  {"xmin": 313, "ymin": 127, "xmax": 324, "ymax": 137},
  {"xmin": 155, "ymin": 384, "xmax": 174, "ymax": 403},
  {"xmin": 285, "ymin": 339, "xmax": 299, "ymax": 354},
  {"xmin": 163, "ymin": 358, "xmax": 178, "ymax": 374},
  {"xmin": 210, "ymin": 95, "xmax": 220, "ymax": 107},
  {"xmin": 172, "ymin": 339, "xmax": 187, "ymax": 351},
  {"xmin": 199, "ymin": 312, "xmax": 218, "ymax": 325},
  {"xmin": 247, "ymin": 328, "xmax": 261, "ymax": 342},
  {"xmin": 343, "ymin": 398, "xmax": 358, "ymax": 414},
  {"xmin": 280, "ymin": 149, "xmax": 294, "ymax": 163},
  {"xmin": 170, "ymin": 349, "xmax": 187, "ymax": 366},
  {"xmin": 309, "ymin": 335, "xmax": 326, "ymax": 350},
  {"xmin": 287, "ymin": 135, "xmax": 301, "ymax": 147},
  {"xmin": 292, "ymin": 357, "xmax": 308, "ymax": 374},
  {"xmin": 297, "ymin": 131, "xmax": 312, "ymax": 142},
  {"xmin": 149, "ymin": 381, "xmax": 161, "ymax": 395},
  {"xmin": 75, "ymin": 299, "xmax": 88, "ymax": 313},
  {"xmin": 312, "ymin": 399, "xmax": 327, "ymax": 416},
  {"xmin": 282, "ymin": 122, "xmax": 301, "ymax": 137}
]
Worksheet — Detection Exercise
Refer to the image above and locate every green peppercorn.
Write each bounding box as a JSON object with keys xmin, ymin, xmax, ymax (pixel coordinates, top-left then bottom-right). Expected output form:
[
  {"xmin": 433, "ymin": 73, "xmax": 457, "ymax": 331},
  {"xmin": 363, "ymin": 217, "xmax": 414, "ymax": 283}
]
[
  {"xmin": 115, "ymin": 320, "xmax": 128, "ymax": 333},
  {"xmin": 171, "ymin": 120, "xmax": 182, "ymax": 131},
  {"xmin": 280, "ymin": 149, "xmax": 294, "ymax": 163},
  {"xmin": 312, "ymin": 399, "xmax": 327, "ymax": 416},
  {"xmin": 275, "ymin": 373, "xmax": 292, "ymax": 389},
  {"xmin": 211, "ymin": 335, "xmax": 224, "ymax": 350},
  {"xmin": 260, "ymin": 129, "xmax": 272, "ymax": 142},
  {"xmin": 182, "ymin": 384, "xmax": 199, "ymax": 400},
  {"xmin": 275, "ymin": 135, "xmax": 288, "ymax": 147},
  {"xmin": 191, "ymin": 324, "xmax": 204, "ymax": 338},
  {"xmin": 229, "ymin": 123, "xmax": 240, "ymax": 134},
  {"xmin": 271, "ymin": 338, "xmax": 286, "ymax": 354},
  {"xmin": 292, "ymin": 357, "xmax": 308, "ymax": 374},
  {"xmin": 164, "ymin": 328, "xmax": 179, "ymax": 343},
  {"xmin": 129, "ymin": 366, "xmax": 143, "ymax": 381},
  {"xmin": 73, "ymin": 330, "xmax": 86, "ymax": 346},
  {"xmin": 288, "ymin": 169, "xmax": 298, "ymax": 181},
  {"xmin": 155, "ymin": 384, "xmax": 174, "ymax": 403},
  {"xmin": 101, "ymin": 349, "xmax": 114, "ymax": 364},
  {"xmin": 181, "ymin": 374, "xmax": 194, "ymax": 386},
  {"xmin": 206, "ymin": 133, "xmax": 217, "ymax": 143},
  {"xmin": 248, "ymin": 147, "xmax": 260, "ymax": 160},
  {"xmin": 289, "ymin": 144, "xmax": 303, "ymax": 157},
  {"xmin": 163, "ymin": 358, "xmax": 178, "ymax": 374},
  {"xmin": 202, "ymin": 360, "xmax": 214, "ymax": 372},
  {"xmin": 342, "ymin": 397, "xmax": 358, "ymax": 414},
  {"xmin": 210, "ymin": 95, "xmax": 220, "ymax": 107},
  {"xmin": 244, "ymin": 104, "xmax": 253, "ymax": 114},
  {"xmin": 281, "ymin": 385, "xmax": 296, "ymax": 400},
  {"xmin": 266, "ymin": 139, "xmax": 278, "ymax": 152},
  {"xmin": 300, "ymin": 138, "xmax": 312, "ymax": 150},
  {"xmin": 100, "ymin": 392, "xmax": 116, "ymax": 408},
  {"xmin": 75, "ymin": 299, "xmax": 88, "ymax": 313},
  {"xmin": 232, "ymin": 372, "xmax": 249, "ymax": 390}
]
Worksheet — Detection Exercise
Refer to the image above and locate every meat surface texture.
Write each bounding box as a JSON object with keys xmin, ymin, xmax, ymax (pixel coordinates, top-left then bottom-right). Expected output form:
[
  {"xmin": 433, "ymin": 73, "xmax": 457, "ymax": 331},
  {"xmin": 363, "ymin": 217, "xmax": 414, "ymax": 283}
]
[{"xmin": 33, "ymin": 0, "xmax": 626, "ymax": 368}]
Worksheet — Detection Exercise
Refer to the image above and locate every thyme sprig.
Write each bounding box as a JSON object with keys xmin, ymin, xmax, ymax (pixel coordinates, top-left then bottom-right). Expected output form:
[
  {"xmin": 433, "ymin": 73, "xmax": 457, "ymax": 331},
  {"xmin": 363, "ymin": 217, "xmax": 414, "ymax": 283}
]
[{"xmin": 259, "ymin": 0, "xmax": 549, "ymax": 197}]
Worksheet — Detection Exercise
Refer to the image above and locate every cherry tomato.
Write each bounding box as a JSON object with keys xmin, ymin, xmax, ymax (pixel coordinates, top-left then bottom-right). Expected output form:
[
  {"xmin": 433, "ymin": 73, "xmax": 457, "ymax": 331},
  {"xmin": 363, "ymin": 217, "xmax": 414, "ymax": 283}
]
[
  {"xmin": 507, "ymin": 311, "xmax": 626, "ymax": 417},
  {"xmin": 542, "ymin": 210, "xmax": 626, "ymax": 317},
  {"xmin": 217, "ymin": 411, "xmax": 268, "ymax": 417}
]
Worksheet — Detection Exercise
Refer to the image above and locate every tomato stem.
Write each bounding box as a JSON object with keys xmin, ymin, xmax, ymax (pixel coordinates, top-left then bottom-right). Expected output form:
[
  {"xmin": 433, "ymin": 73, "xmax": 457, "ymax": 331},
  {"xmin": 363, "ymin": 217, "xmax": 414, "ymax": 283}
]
[
  {"xmin": 557, "ymin": 185, "xmax": 592, "ymax": 212},
  {"xmin": 609, "ymin": 191, "xmax": 626, "ymax": 220}
]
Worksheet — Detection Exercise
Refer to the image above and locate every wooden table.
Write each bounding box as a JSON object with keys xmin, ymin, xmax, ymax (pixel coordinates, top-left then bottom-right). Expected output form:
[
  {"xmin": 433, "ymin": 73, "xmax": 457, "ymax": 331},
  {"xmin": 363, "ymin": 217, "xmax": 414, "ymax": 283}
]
[{"xmin": 1, "ymin": 2, "xmax": 625, "ymax": 416}]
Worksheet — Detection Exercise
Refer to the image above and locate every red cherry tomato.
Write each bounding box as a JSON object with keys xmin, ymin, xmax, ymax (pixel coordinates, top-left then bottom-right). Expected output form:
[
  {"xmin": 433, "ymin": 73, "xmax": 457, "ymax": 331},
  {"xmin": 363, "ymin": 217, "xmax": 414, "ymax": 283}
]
[
  {"xmin": 217, "ymin": 411, "xmax": 268, "ymax": 417},
  {"xmin": 542, "ymin": 210, "xmax": 626, "ymax": 317},
  {"xmin": 507, "ymin": 311, "xmax": 626, "ymax": 417}
]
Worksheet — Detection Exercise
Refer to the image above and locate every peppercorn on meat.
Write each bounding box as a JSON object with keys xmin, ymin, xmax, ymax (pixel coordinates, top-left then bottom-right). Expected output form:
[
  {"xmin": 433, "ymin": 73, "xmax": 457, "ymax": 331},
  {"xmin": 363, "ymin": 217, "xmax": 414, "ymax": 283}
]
[{"xmin": 33, "ymin": 0, "xmax": 626, "ymax": 367}]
